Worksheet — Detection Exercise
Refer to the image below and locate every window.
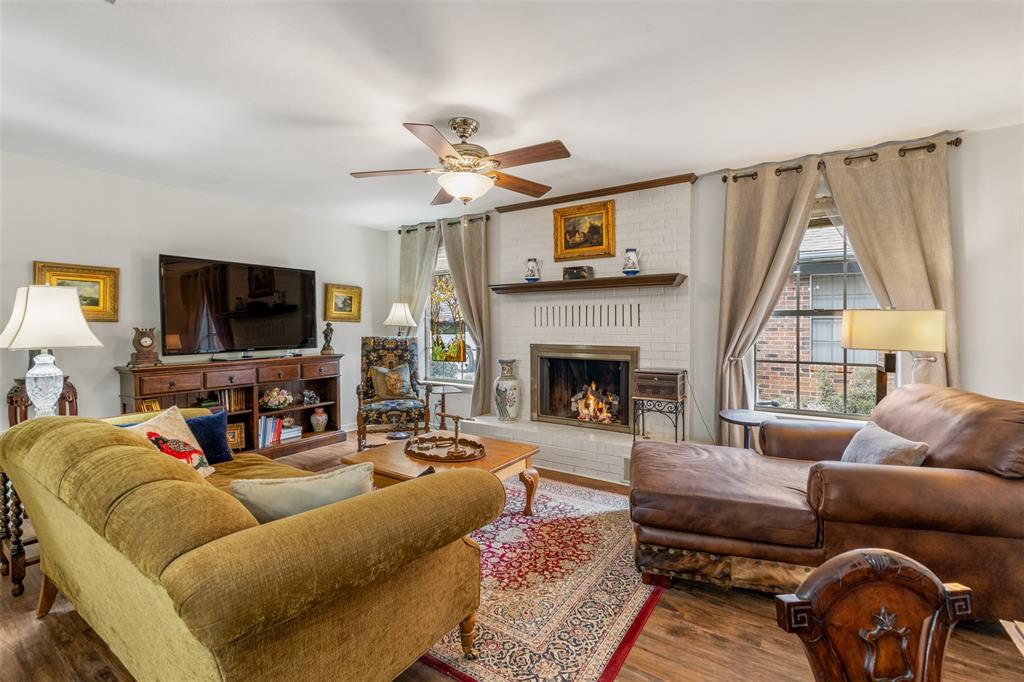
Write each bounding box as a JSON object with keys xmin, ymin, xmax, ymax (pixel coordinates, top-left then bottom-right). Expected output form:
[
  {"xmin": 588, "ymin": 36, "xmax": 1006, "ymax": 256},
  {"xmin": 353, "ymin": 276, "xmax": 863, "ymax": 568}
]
[
  {"xmin": 423, "ymin": 246, "xmax": 477, "ymax": 384},
  {"xmin": 754, "ymin": 219, "xmax": 891, "ymax": 417}
]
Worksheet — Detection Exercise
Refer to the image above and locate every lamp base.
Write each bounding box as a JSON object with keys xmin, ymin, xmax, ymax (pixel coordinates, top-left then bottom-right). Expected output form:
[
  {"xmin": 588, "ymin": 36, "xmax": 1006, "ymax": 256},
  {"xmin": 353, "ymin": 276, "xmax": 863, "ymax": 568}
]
[{"xmin": 26, "ymin": 351, "xmax": 63, "ymax": 418}]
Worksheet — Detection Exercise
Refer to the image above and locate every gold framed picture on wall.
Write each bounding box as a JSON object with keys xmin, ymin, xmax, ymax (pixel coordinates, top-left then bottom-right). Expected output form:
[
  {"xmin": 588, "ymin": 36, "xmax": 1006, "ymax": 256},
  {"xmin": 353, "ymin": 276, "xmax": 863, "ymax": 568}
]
[
  {"xmin": 553, "ymin": 200, "xmax": 615, "ymax": 261},
  {"xmin": 324, "ymin": 283, "xmax": 362, "ymax": 322},
  {"xmin": 33, "ymin": 261, "xmax": 120, "ymax": 321}
]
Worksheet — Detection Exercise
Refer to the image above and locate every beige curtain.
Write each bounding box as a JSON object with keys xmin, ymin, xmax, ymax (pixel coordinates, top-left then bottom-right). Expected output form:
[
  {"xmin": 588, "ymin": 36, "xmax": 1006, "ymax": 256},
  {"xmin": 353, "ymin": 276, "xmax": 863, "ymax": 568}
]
[
  {"xmin": 823, "ymin": 133, "xmax": 960, "ymax": 386},
  {"xmin": 441, "ymin": 215, "xmax": 491, "ymax": 416},
  {"xmin": 716, "ymin": 159, "xmax": 821, "ymax": 445},
  {"xmin": 397, "ymin": 221, "xmax": 442, "ymax": 334}
]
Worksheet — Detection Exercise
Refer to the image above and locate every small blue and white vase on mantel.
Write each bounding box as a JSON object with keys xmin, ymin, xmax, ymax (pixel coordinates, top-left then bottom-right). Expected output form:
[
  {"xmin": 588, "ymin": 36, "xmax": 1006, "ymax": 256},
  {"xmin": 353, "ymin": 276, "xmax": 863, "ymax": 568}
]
[
  {"xmin": 622, "ymin": 248, "xmax": 641, "ymax": 276},
  {"xmin": 524, "ymin": 258, "xmax": 541, "ymax": 283}
]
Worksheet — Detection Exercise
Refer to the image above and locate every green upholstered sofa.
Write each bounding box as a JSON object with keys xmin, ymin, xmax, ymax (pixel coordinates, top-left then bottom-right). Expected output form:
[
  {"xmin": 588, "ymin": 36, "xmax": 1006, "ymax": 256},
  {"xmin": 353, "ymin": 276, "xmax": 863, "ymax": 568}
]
[{"xmin": 0, "ymin": 412, "xmax": 505, "ymax": 681}]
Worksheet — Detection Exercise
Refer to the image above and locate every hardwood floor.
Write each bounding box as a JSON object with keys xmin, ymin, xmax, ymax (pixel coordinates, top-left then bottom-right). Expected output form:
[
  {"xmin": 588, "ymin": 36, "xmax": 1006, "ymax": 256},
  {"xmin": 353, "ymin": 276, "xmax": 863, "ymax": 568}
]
[{"xmin": 2, "ymin": 444, "xmax": 1021, "ymax": 681}]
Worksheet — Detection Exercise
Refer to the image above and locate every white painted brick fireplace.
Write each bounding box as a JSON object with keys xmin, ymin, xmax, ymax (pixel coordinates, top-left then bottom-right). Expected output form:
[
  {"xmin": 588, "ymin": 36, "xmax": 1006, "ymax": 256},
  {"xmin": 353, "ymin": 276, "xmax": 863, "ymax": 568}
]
[{"xmin": 465, "ymin": 182, "xmax": 693, "ymax": 484}]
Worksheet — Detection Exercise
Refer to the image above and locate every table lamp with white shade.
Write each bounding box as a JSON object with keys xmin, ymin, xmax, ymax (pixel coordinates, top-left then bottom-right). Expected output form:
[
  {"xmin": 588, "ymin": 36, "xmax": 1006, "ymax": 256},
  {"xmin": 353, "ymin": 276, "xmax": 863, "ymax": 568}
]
[
  {"xmin": 841, "ymin": 309, "xmax": 946, "ymax": 401},
  {"xmin": 0, "ymin": 285, "xmax": 103, "ymax": 417},
  {"xmin": 383, "ymin": 302, "xmax": 417, "ymax": 336}
]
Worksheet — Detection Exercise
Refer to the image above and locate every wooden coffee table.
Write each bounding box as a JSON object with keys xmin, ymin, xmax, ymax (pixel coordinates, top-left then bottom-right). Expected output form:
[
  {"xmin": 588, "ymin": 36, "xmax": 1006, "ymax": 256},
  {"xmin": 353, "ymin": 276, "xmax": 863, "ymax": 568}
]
[{"xmin": 341, "ymin": 431, "xmax": 541, "ymax": 515}]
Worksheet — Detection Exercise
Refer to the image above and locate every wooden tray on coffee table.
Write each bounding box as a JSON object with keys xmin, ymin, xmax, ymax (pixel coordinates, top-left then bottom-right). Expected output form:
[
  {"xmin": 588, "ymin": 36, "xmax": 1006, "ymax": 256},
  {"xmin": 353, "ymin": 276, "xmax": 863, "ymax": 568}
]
[
  {"xmin": 342, "ymin": 431, "xmax": 541, "ymax": 515},
  {"xmin": 405, "ymin": 434, "xmax": 486, "ymax": 462}
]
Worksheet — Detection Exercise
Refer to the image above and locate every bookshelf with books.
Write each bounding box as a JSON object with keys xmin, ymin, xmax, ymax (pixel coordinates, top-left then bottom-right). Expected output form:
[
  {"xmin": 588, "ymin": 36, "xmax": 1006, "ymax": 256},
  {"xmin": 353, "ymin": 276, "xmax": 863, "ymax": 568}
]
[{"xmin": 116, "ymin": 354, "xmax": 346, "ymax": 458}]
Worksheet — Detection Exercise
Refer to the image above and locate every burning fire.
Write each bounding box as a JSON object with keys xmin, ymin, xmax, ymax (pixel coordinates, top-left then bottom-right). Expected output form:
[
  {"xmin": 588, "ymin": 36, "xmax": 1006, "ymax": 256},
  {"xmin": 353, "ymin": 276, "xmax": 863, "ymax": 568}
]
[{"xmin": 574, "ymin": 381, "xmax": 618, "ymax": 424}]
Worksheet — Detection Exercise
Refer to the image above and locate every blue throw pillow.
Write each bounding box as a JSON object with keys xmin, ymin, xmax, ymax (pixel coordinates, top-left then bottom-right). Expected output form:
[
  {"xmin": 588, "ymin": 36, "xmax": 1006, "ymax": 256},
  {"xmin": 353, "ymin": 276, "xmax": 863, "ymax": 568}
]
[{"xmin": 185, "ymin": 411, "xmax": 234, "ymax": 464}]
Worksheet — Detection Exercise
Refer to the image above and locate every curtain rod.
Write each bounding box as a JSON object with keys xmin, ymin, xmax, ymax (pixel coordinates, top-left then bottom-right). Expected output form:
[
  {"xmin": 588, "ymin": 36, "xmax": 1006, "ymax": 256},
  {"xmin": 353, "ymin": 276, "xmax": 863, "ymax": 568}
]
[
  {"xmin": 398, "ymin": 213, "xmax": 490, "ymax": 234},
  {"xmin": 722, "ymin": 136, "xmax": 963, "ymax": 183}
]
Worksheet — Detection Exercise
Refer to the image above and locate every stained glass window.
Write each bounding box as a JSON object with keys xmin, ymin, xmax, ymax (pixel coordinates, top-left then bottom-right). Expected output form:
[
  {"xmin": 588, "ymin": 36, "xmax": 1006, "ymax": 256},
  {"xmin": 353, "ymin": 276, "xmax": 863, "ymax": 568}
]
[
  {"xmin": 424, "ymin": 246, "xmax": 477, "ymax": 383},
  {"xmin": 430, "ymin": 271, "xmax": 467, "ymax": 363}
]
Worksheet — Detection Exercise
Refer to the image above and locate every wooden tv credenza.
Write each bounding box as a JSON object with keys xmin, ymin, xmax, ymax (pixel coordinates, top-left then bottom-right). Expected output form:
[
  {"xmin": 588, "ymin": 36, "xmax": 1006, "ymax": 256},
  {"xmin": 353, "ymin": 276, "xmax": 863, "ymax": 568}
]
[{"xmin": 116, "ymin": 354, "xmax": 346, "ymax": 458}]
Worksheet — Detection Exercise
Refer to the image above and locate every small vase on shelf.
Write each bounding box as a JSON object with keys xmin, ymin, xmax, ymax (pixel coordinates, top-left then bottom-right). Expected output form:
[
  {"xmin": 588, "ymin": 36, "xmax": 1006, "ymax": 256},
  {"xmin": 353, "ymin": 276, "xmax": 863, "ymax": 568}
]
[
  {"xmin": 494, "ymin": 359, "xmax": 520, "ymax": 422},
  {"xmin": 524, "ymin": 258, "xmax": 541, "ymax": 283},
  {"xmin": 310, "ymin": 407, "xmax": 328, "ymax": 433},
  {"xmin": 622, "ymin": 248, "xmax": 641, "ymax": 276}
]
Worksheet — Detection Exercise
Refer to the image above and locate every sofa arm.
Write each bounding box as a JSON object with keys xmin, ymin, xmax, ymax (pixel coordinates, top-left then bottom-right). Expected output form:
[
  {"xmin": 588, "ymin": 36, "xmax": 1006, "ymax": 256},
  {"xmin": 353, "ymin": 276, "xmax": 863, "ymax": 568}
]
[
  {"xmin": 759, "ymin": 419, "xmax": 863, "ymax": 461},
  {"xmin": 808, "ymin": 461, "xmax": 1024, "ymax": 538},
  {"xmin": 161, "ymin": 469, "xmax": 505, "ymax": 648}
]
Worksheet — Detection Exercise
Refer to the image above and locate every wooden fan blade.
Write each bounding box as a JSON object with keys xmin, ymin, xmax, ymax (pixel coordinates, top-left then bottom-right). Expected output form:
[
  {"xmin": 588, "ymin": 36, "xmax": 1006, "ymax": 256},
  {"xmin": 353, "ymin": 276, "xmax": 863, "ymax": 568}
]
[
  {"xmin": 487, "ymin": 140, "xmax": 570, "ymax": 169},
  {"xmin": 404, "ymin": 123, "xmax": 461, "ymax": 160},
  {"xmin": 431, "ymin": 187, "xmax": 455, "ymax": 205},
  {"xmin": 488, "ymin": 172, "xmax": 551, "ymax": 198},
  {"xmin": 350, "ymin": 168, "xmax": 436, "ymax": 178}
]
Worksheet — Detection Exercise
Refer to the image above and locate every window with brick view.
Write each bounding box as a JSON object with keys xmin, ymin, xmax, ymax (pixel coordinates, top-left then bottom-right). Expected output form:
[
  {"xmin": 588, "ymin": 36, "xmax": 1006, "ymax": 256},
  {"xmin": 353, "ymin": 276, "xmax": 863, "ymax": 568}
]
[{"xmin": 753, "ymin": 207, "xmax": 894, "ymax": 417}]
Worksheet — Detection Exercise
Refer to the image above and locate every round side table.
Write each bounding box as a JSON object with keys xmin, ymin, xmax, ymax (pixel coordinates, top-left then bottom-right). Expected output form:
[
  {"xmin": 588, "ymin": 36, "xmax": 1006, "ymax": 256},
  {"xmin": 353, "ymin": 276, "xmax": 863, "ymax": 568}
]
[{"xmin": 719, "ymin": 409, "xmax": 776, "ymax": 449}]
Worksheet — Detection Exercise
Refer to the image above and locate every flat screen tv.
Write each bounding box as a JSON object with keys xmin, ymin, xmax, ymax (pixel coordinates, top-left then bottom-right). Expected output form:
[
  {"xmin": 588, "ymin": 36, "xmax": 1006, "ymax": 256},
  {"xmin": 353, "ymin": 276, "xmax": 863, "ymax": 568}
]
[{"xmin": 159, "ymin": 255, "xmax": 316, "ymax": 355}]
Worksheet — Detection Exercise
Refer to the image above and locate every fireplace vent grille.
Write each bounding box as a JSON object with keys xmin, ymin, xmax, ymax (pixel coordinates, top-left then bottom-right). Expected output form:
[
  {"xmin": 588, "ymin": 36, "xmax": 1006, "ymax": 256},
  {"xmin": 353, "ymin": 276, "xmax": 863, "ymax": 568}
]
[{"xmin": 533, "ymin": 303, "xmax": 640, "ymax": 328}]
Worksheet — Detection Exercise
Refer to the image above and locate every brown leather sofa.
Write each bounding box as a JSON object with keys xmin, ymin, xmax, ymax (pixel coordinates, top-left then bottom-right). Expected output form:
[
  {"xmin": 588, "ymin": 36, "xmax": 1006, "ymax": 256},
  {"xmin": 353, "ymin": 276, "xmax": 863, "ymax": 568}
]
[{"xmin": 629, "ymin": 384, "xmax": 1024, "ymax": 620}]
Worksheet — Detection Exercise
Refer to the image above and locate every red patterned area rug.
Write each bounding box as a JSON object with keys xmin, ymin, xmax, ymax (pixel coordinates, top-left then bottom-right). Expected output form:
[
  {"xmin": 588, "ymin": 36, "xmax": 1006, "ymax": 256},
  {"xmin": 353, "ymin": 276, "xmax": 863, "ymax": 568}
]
[{"xmin": 422, "ymin": 478, "xmax": 662, "ymax": 681}]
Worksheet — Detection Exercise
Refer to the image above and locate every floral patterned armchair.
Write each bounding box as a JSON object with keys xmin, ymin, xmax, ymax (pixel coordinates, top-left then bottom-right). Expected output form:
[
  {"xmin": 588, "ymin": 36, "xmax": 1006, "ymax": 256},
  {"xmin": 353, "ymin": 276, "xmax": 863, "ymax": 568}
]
[{"xmin": 356, "ymin": 336, "xmax": 432, "ymax": 450}]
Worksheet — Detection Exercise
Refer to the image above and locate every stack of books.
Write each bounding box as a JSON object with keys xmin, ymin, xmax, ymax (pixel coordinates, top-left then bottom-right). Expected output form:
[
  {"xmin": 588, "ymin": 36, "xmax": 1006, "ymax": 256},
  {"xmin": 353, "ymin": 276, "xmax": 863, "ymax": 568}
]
[
  {"xmin": 218, "ymin": 388, "xmax": 248, "ymax": 412},
  {"xmin": 257, "ymin": 416, "xmax": 303, "ymax": 448}
]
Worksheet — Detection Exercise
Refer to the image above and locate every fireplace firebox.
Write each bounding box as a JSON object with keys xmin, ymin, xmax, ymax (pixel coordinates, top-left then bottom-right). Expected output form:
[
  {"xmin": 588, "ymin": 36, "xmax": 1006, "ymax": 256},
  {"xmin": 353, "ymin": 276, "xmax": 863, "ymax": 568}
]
[{"xmin": 530, "ymin": 344, "xmax": 640, "ymax": 433}]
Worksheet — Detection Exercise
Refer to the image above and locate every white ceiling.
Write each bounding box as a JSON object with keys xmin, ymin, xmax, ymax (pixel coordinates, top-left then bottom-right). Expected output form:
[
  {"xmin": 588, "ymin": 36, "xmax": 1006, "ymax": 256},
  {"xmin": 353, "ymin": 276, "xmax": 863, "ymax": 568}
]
[{"xmin": 2, "ymin": 1, "xmax": 1021, "ymax": 230}]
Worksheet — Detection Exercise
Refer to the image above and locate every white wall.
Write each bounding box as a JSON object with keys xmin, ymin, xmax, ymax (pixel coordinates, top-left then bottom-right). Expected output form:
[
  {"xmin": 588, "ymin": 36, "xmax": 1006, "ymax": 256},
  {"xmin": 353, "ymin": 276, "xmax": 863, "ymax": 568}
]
[
  {"xmin": 0, "ymin": 152, "xmax": 389, "ymax": 423},
  {"xmin": 490, "ymin": 185, "xmax": 691, "ymax": 442},
  {"xmin": 688, "ymin": 176, "xmax": 726, "ymax": 441},
  {"xmin": 949, "ymin": 124, "xmax": 1024, "ymax": 401}
]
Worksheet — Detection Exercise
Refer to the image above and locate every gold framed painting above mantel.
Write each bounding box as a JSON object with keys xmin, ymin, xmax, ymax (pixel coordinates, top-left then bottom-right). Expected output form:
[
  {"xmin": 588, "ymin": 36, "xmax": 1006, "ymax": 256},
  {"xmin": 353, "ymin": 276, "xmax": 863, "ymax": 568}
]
[
  {"xmin": 33, "ymin": 261, "xmax": 119, "ymax": 321},
  {"xmin": 553, "ymin": 200, "xmax": 616, "ymax": 261},
  {"xmin": 324, "ymin": 283, "xmax": 362, "ymax": 322}
]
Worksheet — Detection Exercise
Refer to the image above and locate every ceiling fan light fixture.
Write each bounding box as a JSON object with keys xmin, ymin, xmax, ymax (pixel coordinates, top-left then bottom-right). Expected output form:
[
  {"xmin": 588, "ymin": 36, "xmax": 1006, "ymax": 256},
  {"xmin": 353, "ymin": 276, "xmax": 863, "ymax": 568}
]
[{"xmin": 438, "ymin": 171, "xmax": 494, "ymax": 203}]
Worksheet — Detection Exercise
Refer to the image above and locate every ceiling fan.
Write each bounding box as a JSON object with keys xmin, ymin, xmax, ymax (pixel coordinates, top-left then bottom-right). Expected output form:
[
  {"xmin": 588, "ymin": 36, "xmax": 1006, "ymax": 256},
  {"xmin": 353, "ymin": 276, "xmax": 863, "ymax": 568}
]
[{"xmin": 351, "ymin": 117, "xmax": 570, "ymax": 205}]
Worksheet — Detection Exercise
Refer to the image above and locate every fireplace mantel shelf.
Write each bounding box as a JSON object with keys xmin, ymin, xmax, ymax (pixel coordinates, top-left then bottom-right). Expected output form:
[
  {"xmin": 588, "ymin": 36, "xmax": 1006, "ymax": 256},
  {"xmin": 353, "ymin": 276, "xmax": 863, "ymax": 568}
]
[{"xmin": 490, "ymin": 272, "xmax": 686, "ymax": 295}]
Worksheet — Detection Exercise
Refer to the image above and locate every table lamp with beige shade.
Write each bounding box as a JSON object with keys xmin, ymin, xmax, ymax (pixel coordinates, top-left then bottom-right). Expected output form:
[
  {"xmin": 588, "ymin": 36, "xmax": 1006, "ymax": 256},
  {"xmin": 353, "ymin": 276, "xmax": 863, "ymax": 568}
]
[
  {"xmin": 0, "ymin": 285, "xmax": 103, "ymax": 417},
  {"xmin": 383, "ymin": 302, "xmax": 417, "ymax": 336},
  {"xmin": 841, "ymin": 309, "xmax": 946, "ymax": 402}
]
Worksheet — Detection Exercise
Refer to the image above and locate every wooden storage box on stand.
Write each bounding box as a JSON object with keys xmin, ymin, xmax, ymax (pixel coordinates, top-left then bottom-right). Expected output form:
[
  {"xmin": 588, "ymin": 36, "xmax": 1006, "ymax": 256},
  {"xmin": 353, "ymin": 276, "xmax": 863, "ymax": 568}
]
[{"xmin": 116, "ymin": 355, "xmax": 346, "ymax": 457}]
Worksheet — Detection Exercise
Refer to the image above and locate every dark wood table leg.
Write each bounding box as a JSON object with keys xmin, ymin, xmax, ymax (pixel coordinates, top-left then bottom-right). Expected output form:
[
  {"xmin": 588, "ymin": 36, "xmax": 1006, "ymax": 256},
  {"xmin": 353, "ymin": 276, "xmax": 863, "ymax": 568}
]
[
  {"xmin": 0, "ymin": 471, "xmax": 9, "ymax": 577},
  {"xmin": 742, "ymin": 425, "xmax": 753, "ymax": 449},
  {"xmin": 437, "ymin": 394, "xmax": 448, "ymax": 430},
  {"xmin": 519, "ymin": 465, "xmax": 540, "ymax": 516},
  {"xmin": 7, "ymin": 478, "xmax": 25, "ymax": 596}
]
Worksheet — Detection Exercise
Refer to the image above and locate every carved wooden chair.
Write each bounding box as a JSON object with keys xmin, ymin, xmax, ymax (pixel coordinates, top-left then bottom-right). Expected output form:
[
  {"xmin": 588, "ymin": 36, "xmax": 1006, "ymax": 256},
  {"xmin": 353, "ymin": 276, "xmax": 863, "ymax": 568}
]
[
  {"xmin": 355, "ymin": 336, "xmax": 431, "ymax": 451},
  {"xmin": 776, "ymin": 549, "xmax": 973, "ymax": 682}
]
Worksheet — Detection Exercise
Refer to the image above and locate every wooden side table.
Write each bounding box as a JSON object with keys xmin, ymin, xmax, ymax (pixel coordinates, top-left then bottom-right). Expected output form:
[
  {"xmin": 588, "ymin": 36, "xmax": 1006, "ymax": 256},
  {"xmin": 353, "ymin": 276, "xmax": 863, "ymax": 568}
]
[
  {"xmin": 2, "ymin": 376, "xmax": 77, "ymax": 596},
  {"xmin": 719, "ymin": 409, "xmax": 776, "ymax": 449}
]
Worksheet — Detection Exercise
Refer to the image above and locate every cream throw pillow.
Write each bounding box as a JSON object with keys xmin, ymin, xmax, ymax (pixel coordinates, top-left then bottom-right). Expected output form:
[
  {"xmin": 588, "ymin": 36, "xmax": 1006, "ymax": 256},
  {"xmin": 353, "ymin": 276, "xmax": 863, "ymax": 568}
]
[
  {"xmin": 125, "ymin": 405, "xmax": 215, "ymax": 477},
  {"xmin": 841, "ymin": 422, "xmax": 929, "ymax": 466},
  {"xmin": 229, "ymin": 462, "xmax": 374, "ymax": 523}
]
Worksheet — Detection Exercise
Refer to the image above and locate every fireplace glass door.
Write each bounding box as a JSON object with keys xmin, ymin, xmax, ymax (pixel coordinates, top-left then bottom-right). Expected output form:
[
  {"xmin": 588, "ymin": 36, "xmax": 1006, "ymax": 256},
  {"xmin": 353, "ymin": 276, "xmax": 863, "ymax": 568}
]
[{"xmin": 531, "ymin": 345, "xmax": 638, "ymax": 433}]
